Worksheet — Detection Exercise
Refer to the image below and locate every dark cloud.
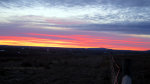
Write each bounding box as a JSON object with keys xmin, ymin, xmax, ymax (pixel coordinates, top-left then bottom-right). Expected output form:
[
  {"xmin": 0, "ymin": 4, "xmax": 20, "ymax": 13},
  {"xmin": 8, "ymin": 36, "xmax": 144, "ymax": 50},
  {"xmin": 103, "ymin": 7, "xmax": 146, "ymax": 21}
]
[
  {"xmin": 0, "ymin": 0, "xmax": 98, "ymax": 6},
  {"xmin": 101, "ymin": 0, "xmax": 150, "ymax": 7},
  {"xmin": 0, "ymin": 0, "xmax": 150, "ymax": 8},
  {"xmin": 57, "ymin": 22, "xmax": 150, "ymax": 35},
  {"xmin": 0, "ymin": 0, "xmax": 150, "ymax": 36},
  {"xmin": 49, "ymin": 0, "xmax": 150, "ymax": 7}
]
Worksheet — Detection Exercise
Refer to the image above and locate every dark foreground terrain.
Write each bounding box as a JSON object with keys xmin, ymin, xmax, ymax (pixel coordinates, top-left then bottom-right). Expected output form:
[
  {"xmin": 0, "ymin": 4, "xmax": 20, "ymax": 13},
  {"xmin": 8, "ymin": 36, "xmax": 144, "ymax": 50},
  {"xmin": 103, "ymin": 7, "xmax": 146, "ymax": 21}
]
[{"xmin": 0, "ymin": 45, "xmax": 150, "ymax": 84}]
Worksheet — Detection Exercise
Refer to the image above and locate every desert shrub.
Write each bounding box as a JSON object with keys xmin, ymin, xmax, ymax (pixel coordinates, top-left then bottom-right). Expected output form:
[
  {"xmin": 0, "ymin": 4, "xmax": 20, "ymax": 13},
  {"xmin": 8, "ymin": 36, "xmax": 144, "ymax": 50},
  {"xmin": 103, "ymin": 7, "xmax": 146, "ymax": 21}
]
[{"xmin": 21, "ymin": 62, "xmax": 32, "ymax": 67}]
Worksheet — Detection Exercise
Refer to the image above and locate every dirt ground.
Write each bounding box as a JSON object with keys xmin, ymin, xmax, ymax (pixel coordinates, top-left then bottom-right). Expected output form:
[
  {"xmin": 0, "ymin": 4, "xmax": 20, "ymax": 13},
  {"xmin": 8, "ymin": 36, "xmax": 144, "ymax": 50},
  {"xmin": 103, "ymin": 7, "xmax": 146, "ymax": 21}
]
[{"xmin": 0, "ymin": 46, "xmax": 150, "ymax": 84}]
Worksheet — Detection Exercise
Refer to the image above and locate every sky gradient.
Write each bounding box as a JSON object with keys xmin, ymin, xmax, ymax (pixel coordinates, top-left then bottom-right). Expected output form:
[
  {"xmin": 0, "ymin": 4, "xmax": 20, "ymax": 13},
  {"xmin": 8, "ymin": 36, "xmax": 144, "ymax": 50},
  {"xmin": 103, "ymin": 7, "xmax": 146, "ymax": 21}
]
[{"xmin": 0, "ymin": 0, "xmax": 150, "ymax": 51}]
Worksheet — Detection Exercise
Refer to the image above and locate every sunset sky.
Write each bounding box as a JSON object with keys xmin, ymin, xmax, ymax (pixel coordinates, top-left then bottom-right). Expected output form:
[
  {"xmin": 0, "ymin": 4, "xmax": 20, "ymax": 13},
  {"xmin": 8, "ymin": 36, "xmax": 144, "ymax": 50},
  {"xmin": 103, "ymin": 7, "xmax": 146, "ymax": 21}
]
[{"xmin": 0, "ymin": 0, "xmax": 150, "ymax": 51}]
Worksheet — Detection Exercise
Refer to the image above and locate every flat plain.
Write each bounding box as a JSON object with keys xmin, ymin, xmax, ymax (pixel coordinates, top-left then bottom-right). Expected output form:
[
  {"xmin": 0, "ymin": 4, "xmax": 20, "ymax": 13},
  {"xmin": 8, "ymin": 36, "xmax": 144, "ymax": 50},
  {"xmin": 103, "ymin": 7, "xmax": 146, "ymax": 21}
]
[{"xmin": 0, "ymin": 45, "xmax": 149, "ymax": 84}]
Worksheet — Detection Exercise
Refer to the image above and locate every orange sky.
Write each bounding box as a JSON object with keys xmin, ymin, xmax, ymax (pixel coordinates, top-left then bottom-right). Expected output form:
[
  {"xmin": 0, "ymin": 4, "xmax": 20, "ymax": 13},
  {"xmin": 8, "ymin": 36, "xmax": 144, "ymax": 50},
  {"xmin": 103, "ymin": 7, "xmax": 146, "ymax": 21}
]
[
  {"xmin": 1, "ymin": 0, "xmax": 150, "ymax": 51},
  {"xmin": 0, "ymin": 33, "xmax": 150, "ymax": 51}
]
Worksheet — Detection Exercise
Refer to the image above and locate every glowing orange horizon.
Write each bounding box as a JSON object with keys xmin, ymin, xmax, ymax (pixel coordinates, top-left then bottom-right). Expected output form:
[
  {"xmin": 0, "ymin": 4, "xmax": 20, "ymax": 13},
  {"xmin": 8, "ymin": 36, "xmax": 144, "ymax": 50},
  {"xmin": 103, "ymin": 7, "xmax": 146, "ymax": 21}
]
[{"xmin": 0, "ymin": 34, "xmax": 150, "ymax": 51}]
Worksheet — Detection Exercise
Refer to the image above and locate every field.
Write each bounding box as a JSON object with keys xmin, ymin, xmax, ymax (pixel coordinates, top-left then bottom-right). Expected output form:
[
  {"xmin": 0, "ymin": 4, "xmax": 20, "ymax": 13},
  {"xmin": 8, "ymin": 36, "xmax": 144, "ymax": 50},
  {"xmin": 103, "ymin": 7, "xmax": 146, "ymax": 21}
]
[{"xmin": 0, "ymin": 45, "xmax": 150, "ymax": 84}]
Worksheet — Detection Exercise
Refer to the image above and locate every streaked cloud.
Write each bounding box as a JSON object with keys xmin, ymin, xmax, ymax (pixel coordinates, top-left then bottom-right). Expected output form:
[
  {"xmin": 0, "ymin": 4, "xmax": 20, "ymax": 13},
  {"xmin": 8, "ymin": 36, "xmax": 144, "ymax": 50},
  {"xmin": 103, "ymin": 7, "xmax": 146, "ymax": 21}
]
[
  {"xmin": 127, "ymin": 34, "xmax": 150, "ymax": 38},
  {"xmin": 1, "ymin": 30, "xmax": 150, "ymax": 51},
  {"xmin": 0, "ymin": 0, "xmax": 150, "ymax": 51}
]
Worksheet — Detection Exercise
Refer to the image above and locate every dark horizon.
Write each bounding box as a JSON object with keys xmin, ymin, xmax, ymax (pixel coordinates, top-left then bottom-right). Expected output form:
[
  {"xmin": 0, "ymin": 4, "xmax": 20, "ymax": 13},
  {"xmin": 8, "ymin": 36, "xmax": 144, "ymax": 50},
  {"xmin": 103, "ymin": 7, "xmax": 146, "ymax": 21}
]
[{"xmin": 1, "ymin": 45, "xmax": 150, "ymax": 52}]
